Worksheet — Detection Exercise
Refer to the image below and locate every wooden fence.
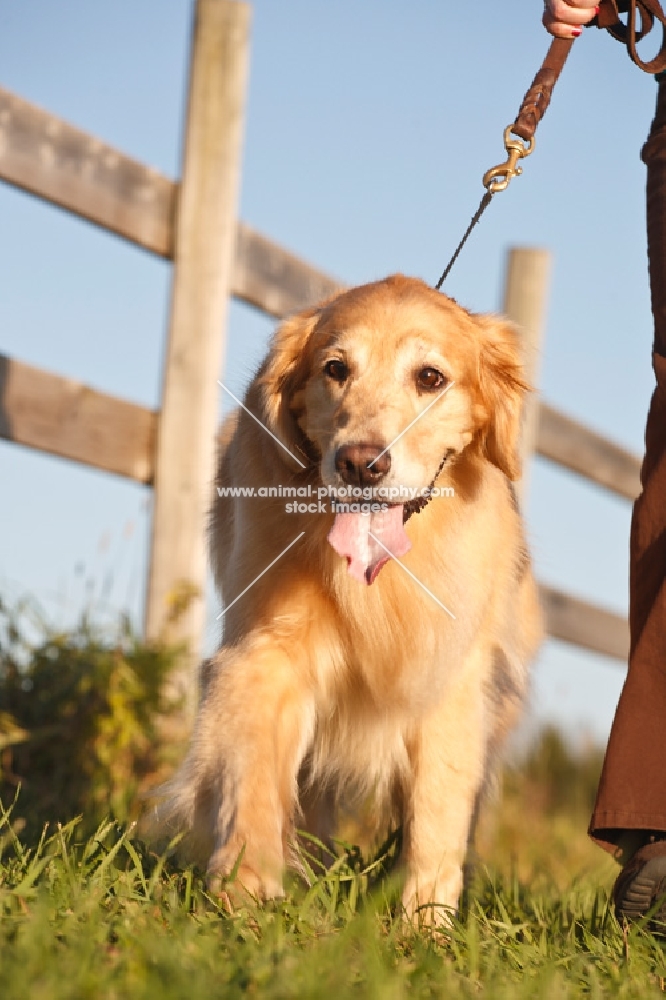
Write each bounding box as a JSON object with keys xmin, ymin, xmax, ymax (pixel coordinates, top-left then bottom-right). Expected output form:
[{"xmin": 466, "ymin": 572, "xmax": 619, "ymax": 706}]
[{"xmin": 0, "ymin": 0, "xmax": 636, "ymax": 680}]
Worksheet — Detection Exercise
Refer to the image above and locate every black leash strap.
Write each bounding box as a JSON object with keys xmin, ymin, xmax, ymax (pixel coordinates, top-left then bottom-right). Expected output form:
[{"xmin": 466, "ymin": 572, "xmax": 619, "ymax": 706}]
[{"xmin": 435, "ymin": 192, "xmax": 493, "ymax": 291}]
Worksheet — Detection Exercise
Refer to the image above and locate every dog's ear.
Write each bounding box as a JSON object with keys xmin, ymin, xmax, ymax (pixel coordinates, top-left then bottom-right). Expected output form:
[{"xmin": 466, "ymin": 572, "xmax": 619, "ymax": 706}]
[
  {"xmin": 256, "ymin": 306, "xmax": 322, "ymax": 469},
  {"xmin": 474, "ymin": 316, "xmax": 530, "ymax": 481}
]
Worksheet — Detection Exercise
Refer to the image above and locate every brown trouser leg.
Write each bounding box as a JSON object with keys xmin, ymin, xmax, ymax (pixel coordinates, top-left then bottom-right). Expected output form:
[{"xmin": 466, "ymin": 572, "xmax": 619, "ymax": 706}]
[{"xmin": 590, "ymin": 79, "xmax": 666, "ymax": 856}]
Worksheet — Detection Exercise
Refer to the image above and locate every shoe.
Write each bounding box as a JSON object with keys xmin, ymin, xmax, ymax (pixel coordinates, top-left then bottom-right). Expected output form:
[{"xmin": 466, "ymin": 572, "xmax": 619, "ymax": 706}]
[{"xmin": 613, "ymin": 839, "xmax": 666, "ymax": 930}]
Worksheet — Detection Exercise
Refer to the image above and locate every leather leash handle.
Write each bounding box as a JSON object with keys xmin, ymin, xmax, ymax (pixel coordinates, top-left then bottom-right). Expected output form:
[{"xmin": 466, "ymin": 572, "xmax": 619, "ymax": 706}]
[
  {"xmin": 481, "ymin": 37, "xmax": 575, "ymax": 193},
  {"xmin": 511, "ymin": 37, "xmax": 575, "ymax": 143},
  {"xmin": 597, "ymin": 0, "xmax": 666, "ymax": 74},
  {"xmin": 510, "ymin": 0, "xmax": 666, "ymax": 143}
]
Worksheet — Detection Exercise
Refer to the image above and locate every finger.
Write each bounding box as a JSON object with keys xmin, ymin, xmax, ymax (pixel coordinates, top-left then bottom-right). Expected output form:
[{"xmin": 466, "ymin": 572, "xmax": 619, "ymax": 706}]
[
  {"xmin": 544, "ymin": 0, "xmax": 599, "ymax": 25},
  {"xmin": 542, "ymin": 9, "xmax": 597, "ymax": 36},
  {"xmin": 542, "ymin": 12, "xmax": 578, "ymax": 37}
]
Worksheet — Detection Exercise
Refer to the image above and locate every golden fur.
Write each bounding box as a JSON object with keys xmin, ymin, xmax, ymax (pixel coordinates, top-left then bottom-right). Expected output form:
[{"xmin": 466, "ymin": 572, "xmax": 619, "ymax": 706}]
[{"xmin": 164, "ymin": 274, "xmax": 543, "ymax": 921}]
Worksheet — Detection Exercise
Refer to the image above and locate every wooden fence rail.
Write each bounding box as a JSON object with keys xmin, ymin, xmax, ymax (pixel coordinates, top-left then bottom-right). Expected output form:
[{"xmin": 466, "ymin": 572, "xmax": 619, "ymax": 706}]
[
  {"xmin": 0, "ymin": 87, "xmax": 341, "ymax": 319},
  {"xmin": 538, "ymin": 403, "xmax": 641, "ymax": 502},
  {"xmin": 0, "ymin": 10, "xmax": 637, "ymax": 668},
  {"xmin": 0, "ymin": 355, "xmax": 156, "ymax": 483}
]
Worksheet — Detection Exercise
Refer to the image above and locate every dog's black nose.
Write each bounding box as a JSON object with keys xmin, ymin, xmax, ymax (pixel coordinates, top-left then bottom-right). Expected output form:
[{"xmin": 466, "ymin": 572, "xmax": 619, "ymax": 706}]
[{"xmin": 335, "ymin": 443, "xmax": 391, "ymax": 487}]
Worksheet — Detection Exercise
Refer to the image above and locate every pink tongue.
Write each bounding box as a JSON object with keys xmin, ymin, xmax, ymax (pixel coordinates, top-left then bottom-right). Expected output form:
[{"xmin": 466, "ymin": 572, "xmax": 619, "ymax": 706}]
[{"xmin": 327, "ymin": 506, "xmax": 411, "ymax": 585}]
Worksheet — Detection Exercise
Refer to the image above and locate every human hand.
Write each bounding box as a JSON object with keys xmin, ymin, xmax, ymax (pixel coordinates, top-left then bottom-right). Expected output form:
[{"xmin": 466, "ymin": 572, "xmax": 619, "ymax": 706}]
[{"xmin": 543, "ymin": 0, "xmax": 599, "ymax": 38}]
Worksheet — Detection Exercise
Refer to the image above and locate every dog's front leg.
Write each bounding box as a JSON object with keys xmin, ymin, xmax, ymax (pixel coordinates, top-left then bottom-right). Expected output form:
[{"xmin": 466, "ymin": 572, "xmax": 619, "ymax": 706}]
[
  {"xmin": 199, "ymin": 640, "xmax": 315, "ymax": 902},
  {"xmin": 401, "ymin": 648, "xmax": 487, "ymax": 926}
]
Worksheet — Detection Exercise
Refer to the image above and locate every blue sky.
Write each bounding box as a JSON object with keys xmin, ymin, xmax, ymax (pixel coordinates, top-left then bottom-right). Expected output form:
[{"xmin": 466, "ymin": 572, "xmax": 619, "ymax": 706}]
[{"xmin": 0, "ymin": 0, "xmax": 658, "ymax": 745}]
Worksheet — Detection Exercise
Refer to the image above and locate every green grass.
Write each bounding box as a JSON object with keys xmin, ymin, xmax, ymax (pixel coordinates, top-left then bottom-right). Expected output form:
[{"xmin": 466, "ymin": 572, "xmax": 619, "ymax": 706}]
[
  {"xmin": 3, "ymin": 608, "xmax": 666, "ymax": 997},
  {"xmin": 2, "ymin": 795, "xmax": 666, "ymax": 999}
]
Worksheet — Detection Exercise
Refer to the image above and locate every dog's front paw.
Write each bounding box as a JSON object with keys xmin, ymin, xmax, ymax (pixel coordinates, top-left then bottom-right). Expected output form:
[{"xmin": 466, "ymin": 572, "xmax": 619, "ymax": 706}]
[
  {"xmin": 401, "ymin": 867, "xmax": 462, "ymax": 928},
  {"xmin": 206, "ymin": 845, "xmax": 284, "ymax": 908}
]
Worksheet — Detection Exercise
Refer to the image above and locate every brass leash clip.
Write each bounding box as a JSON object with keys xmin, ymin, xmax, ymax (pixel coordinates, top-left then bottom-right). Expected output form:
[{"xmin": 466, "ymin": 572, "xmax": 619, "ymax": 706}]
[
  {"xmin": 482, "ymin": 126, "xmax": 535, "ymax": 194},
  {"xmin": 436, "ymin": 36, "xmax": 571, "ymax": 287}
]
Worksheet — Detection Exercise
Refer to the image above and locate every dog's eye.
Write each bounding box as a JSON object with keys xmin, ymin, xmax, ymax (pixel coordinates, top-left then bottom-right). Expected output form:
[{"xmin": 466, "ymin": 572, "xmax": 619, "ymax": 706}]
[
  {"xmin": 417, "ymin": 367, "xmax": 447, "ymax": 391},
  {"xmin": 324, "ymin": 359, "xmax": 349, "ymax": 383}
]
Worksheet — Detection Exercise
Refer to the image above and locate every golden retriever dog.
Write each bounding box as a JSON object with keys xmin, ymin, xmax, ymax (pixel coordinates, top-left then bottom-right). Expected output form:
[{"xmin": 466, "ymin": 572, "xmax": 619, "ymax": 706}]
[{"xmin": 165, "ymin": 274, "xmax": 542, "ymax": 922}]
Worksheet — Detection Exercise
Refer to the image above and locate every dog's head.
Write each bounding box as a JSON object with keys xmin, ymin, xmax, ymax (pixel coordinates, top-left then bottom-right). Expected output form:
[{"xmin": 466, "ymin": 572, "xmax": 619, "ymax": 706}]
[
  {"xmin": 256, "ymin": 275, "xmax": 528, "ymax": 584},
  {"xmin": 258, "ymin": 274, "xmax": 529, "ymax": 486}
]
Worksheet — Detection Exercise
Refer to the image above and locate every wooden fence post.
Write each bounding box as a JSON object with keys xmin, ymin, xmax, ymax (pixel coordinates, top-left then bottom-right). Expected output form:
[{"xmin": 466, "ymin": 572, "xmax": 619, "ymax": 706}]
[
  {"xmin": 144, "ymin": 0, "xmax": 251, "ymax": 716},
  {"xmin": 501, "ymin": 247, "xmax": 552, "ymax": 506}
]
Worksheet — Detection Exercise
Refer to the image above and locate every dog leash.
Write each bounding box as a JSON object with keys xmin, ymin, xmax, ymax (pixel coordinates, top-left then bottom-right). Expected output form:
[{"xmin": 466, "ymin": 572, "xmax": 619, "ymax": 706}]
[{"xmin": 435, "ymin": 0, "xmax": 666, "ymax": 290}]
